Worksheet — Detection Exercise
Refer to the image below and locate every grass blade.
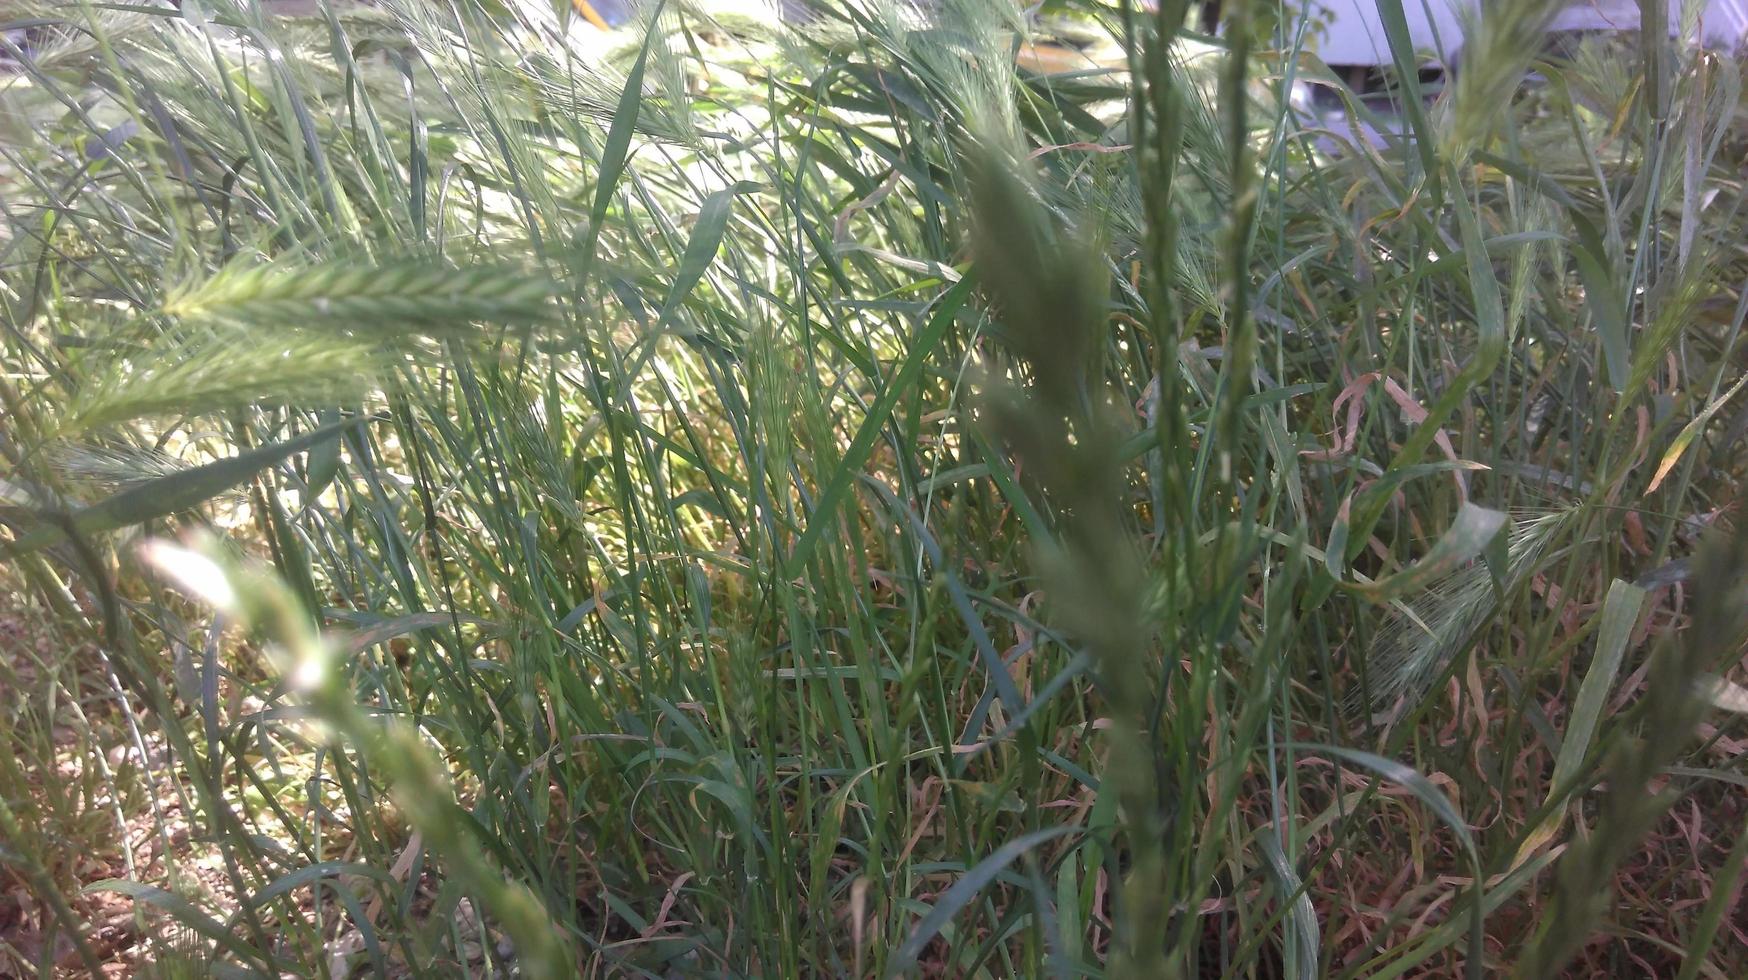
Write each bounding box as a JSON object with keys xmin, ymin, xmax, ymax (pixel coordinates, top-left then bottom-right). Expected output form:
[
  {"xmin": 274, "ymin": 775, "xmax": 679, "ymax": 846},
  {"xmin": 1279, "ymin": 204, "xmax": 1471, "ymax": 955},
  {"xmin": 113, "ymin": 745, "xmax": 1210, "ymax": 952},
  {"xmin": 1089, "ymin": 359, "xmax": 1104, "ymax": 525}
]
[
  {"xmin": 1341, "ymin": 503, "xmax": 1507, "ymax": 603},
  {"xmin": 786, "ymin": 274, "xmax": 975, "ymax": 573},
  {"xmin": 886, "ymin": 826, "xmax": 1079, "ymax": 978},
  {"xmin": 5, "ymin": 417, "xmax": 366, "ymax": 557},
  {"xmin": 1511, "ymin": 579, "xmax": 1648, "ymax": 869},
  {"xmin": 1293, "ymin": 743, "xmax": 1485, "ymax": 980}
]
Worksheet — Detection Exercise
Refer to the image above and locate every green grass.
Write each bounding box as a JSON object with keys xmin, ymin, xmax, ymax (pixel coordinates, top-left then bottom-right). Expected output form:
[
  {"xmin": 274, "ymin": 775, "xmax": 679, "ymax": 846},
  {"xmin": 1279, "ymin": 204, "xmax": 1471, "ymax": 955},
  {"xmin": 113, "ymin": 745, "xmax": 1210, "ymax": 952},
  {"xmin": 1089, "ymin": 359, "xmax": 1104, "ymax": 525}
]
[{"xmin": 2, "ymin": 0, "xmax": 1746, "ymax": 975}]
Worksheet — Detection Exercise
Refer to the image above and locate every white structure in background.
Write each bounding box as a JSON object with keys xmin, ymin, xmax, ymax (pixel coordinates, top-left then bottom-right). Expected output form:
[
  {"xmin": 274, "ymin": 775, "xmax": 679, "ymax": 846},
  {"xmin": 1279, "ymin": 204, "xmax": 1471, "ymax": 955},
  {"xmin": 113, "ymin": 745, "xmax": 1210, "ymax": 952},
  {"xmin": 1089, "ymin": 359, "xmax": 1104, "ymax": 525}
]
[
  {"xmin": 1548, "ymin": 0, "xmax": 1748, "ymax": 49},
  {"xmin": 1288, "ymin": 0, "xmax": 1748, "ymax": 70},
  {"xmin": 1288, "ymin": 0, "xmax": 1470, "ymax": 68},
  {"xmin": 1270, "ymin": 0, "xmax": 1748, "ymax": 146}
]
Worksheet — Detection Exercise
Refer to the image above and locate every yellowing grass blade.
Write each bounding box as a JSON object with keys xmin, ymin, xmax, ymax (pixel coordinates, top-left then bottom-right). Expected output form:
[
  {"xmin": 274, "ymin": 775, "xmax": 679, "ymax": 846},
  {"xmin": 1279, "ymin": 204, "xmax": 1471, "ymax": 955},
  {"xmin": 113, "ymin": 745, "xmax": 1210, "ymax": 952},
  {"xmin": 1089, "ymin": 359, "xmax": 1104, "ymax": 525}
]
[{"xmin": 1645, "ymin": 370, "xmax": 1748, "ymax": 494}]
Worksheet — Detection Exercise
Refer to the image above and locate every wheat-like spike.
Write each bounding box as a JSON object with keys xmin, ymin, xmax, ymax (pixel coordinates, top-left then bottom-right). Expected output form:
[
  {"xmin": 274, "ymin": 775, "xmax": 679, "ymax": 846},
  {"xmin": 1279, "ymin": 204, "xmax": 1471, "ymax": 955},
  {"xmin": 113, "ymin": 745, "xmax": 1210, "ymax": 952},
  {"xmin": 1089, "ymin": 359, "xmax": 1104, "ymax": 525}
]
[
  {"xmin": 512, "ymin": 56, "xmax": 696, "ymax": 145},
  {"xmin": 0, "ymin": 6, "xmax": 158, "ymax": 71},
  {"xmin": 146, "ymin": 920, "xmax": 212, "ymax": 980},
  {"xmin": 66, "ymin": 332, "xmax": 380, "ymax": 434},
  {"xmin": 500, "ymin": 395, "xmax": 585, "ymax": 524},
  {"xmin": 1351, "ymin": 504, "xmax": 1582, "ymax": 717},
  {"xmin": 163, "ymin": 259, "xmax": 558, "ymax": 331}
]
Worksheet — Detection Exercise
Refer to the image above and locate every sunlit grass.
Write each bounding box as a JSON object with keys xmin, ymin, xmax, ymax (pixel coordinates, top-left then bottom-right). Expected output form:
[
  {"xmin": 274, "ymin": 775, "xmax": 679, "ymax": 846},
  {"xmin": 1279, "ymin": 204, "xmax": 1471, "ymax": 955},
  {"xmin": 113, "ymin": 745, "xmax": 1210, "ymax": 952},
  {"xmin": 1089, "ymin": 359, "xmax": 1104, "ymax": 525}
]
[{"xmin": 2, "ymin": 0, "xmax": 1746, "ymax": 976}]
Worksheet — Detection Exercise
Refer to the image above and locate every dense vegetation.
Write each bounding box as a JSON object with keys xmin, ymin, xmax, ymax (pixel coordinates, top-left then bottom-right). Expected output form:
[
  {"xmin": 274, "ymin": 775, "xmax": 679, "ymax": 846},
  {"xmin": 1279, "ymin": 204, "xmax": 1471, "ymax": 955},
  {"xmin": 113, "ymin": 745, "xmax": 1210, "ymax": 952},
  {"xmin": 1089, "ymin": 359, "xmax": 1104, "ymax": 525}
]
[{"xmin": 2, "ymin": 0, "xmax": 1746, "ymax": 975}]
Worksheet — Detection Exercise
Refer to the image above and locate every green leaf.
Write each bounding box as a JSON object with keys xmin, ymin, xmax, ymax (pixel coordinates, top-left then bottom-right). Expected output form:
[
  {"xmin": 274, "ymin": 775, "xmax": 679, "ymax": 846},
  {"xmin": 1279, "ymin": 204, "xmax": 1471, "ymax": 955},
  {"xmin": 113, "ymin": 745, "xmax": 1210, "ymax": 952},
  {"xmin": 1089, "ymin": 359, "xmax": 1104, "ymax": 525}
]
[
  {"xmin": 916, "ymin": 463, "xmax": 991, "ymax": 495},
  {"xmin": 1326, "ymin": 493, "xmax": 1355, "ymax": 581},
  {"xmin": 1258, "ymin": 831, "xmax": 1320, "ymax": 980},
  {"xmin": 1332, "ymin": 462, "xmax": 1491, "ymax": 583},
  {"xmin": 301, "ymin": 409, "xmax": 344, "ymax": 508},
  {"xmin": 1472, "ymin": 152, "xmax": 1629, "ymax": 391},
  {"xmin": 1511, "ymin": 579, "xmax": 1647, "ymax": 868},
  {"xmin": 1572, "ymin": 245, "xmax": 1631, "ymax": 392},
  {"xmin": 886, "ymin": 826, "xmax": 1079, "ymax": 977},
  {"xmin": 234, "ymin": 860, "xmax": 395, "ymax": 916},
  {"xmin": 1054, "ymin": 848, "xmax": 1084, "ymax": 965},
  {"xmin": 1352, "ymin": 193, "xmax": 1507, "ymax": 547},
  {"xmin": 1373, "ymin": 0, "xmax": 1441, "ymax": 199},
  {"xmin": 85, "ymin": 879, "xmax": 275, "ymax": 970},
  {"xmin": 1340, "ymin": 503, "xmax": 1507, "ymax": 603},
  {"xmin": 1482, "ymin": 512, "xmax": 1512, "ymax": 600},
  {"xmin": 578, "ymin": 11, "xmax": 662, "ymax": 265},
  {"xmin": 656, "ymin": 181, "xmax": 762, "ymax": 330},
  {"xmin": 1295, "ymin": 744, "xmax": 1476, "ymax": 860},
  {"xmin": 329, "ymin": 610, "xmax": 497, "ymax": 654},
  {"xmin": 1450, "ymin": 189, "xmax": 1509, "ymax": 386},
  {"xmin": 5, "ymin": 417, "xmax": 366, "ymax": 557},
  {"xmin": 787, "ymin": 275, "xmax": 976, "ymax": 573}
]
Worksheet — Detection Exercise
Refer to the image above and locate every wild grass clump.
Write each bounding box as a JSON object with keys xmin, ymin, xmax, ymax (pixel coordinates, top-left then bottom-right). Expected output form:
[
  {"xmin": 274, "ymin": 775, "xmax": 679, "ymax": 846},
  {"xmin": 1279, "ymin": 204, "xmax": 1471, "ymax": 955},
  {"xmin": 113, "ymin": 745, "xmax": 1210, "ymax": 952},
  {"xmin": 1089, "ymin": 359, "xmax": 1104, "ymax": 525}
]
[{"xmin": 1, "ymin": 0, "xmax": 1745, "ymax": 975}]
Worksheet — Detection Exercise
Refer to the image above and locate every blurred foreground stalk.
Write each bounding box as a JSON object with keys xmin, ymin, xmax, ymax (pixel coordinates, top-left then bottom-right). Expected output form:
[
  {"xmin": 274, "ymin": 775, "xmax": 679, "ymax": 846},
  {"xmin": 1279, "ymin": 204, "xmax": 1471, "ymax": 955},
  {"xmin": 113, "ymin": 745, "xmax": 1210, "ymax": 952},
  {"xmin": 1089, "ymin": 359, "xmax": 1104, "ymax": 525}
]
[
  {"xmin": 140, "ymin": 535, "xmax": 574, "ymax": 978},
  {"xmin": 969, "ymin": 148, "xmax": 1167, "ymax": 978}
]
